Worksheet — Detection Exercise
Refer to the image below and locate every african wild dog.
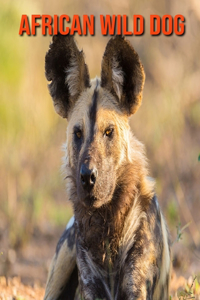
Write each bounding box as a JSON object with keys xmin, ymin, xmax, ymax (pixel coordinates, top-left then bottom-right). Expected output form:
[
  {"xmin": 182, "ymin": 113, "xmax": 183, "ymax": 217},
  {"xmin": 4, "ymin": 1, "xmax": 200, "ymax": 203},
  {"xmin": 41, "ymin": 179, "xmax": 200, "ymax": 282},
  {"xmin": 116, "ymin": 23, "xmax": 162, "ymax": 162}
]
[{"xmin": 44, "ymin": 34, "xmax": 171, "ymax": 300}]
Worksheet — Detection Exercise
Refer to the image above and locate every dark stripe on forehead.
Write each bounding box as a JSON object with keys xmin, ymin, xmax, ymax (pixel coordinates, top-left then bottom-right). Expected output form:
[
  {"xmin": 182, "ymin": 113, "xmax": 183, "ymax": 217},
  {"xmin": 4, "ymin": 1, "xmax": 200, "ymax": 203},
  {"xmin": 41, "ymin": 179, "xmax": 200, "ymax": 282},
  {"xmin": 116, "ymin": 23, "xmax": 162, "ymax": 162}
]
[
  {"xmin": 80, "ymin": 79, "xmax": 99, "ymax": 165},
  {"xmin": 89, "ymin": 79, "xmax": 99, "ymax": 142},
  {"xmin": 89, "ymin": 79, "xmax": 99, "ymax": 123}
]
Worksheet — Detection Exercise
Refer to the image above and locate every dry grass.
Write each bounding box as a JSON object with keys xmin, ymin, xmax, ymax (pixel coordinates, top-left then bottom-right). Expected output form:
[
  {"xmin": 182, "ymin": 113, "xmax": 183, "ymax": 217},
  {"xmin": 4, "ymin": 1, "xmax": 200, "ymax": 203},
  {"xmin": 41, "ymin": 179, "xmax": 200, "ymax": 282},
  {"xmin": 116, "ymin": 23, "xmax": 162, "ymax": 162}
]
[
  {"xmin": 0, "ymin": 271, "xmax": 200, "ymax": 300},
  {"xmin": 0, "ymin": 277, "xmax": 44, "ymax": 300}
]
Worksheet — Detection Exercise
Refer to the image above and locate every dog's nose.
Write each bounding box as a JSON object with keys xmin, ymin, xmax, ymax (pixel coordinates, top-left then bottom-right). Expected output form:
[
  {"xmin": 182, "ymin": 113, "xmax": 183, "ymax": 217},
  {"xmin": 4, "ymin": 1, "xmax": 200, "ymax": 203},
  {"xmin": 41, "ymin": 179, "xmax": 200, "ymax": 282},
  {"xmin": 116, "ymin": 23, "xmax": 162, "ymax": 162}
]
[{"xmin": 80, "ymin": 164, "xmax": 97, "ymax": 192}]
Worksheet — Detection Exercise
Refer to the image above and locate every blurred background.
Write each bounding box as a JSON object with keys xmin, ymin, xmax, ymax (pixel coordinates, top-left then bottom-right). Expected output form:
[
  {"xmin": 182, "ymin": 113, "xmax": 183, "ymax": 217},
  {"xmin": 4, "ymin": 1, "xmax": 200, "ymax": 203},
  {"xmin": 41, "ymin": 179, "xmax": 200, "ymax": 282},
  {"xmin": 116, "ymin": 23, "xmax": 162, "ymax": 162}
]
[{"xmin": 0, "ymin": 0, "xmax": 200, "ymax": 292}]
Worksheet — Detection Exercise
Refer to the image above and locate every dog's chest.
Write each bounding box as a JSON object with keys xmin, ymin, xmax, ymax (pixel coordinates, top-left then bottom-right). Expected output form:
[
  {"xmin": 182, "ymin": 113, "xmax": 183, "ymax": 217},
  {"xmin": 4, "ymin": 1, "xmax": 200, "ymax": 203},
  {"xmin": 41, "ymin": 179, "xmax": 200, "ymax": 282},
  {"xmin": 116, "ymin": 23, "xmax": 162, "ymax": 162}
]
[{"xmin": 75, "ymin": 198, "xmax": 144, "ymax": 283}]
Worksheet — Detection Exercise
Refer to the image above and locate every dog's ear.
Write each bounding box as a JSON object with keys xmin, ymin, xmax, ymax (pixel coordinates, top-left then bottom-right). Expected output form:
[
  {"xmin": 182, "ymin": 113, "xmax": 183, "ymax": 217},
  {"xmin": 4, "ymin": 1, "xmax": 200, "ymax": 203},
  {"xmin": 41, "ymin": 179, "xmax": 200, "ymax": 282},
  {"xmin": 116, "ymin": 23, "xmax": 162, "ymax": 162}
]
[
  {"xmin": 45, "ymin": 34, "xmax": 90, "ymax": 118},
  {"xmin": 101, "ymin": 36, "xmax": 145, "ymax": 115}
]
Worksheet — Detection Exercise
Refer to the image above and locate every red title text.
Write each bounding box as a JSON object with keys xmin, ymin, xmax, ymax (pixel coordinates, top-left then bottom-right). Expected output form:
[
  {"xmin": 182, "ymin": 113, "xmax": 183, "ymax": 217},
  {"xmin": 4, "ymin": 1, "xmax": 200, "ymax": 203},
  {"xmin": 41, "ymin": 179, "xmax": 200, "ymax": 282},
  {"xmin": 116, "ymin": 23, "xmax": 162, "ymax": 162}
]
[{"xmin": 19, "ymin": 14, "xmax": 186, "ymax": 36}]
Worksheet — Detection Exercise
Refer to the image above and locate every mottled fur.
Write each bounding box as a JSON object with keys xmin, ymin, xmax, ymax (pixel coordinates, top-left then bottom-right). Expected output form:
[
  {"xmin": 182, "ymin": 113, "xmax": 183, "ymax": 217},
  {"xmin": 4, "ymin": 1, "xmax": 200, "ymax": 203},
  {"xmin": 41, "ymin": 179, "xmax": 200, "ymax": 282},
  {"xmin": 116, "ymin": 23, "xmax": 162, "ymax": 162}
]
[{"xmin": 44, "ymin": 35, "xmax": 171, "ymax": 300}]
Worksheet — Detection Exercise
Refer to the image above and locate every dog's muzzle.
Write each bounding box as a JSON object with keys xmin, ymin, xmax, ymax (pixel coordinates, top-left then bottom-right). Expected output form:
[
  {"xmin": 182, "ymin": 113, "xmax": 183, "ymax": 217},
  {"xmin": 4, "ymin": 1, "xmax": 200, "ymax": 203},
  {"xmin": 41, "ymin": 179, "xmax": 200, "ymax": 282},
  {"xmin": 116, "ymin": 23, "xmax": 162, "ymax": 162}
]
[{"xmin": 80, "ymin": 163, "xmax": 97, "ymax": 193}]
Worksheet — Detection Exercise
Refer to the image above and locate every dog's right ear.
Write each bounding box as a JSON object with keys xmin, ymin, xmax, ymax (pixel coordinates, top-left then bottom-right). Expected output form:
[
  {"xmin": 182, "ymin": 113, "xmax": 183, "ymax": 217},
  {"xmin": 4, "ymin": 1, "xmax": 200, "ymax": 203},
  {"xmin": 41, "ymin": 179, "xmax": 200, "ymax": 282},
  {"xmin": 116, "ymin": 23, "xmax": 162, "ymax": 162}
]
[
  {"xmin": 45, "ymin": 34, "xmax": 90, "ymax": 118},
  {"xmin": 101, "ymin": 36, "xmax": 145, "ymax": 116}
]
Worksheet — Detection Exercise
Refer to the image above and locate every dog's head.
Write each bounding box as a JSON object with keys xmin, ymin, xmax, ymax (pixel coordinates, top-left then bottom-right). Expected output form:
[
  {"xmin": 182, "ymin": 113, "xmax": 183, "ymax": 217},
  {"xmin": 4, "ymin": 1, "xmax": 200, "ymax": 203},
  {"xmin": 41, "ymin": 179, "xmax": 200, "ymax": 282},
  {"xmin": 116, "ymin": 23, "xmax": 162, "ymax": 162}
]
[{"xmin": 45, "ymin": 35, "xmax": 145, "ymax": 208}]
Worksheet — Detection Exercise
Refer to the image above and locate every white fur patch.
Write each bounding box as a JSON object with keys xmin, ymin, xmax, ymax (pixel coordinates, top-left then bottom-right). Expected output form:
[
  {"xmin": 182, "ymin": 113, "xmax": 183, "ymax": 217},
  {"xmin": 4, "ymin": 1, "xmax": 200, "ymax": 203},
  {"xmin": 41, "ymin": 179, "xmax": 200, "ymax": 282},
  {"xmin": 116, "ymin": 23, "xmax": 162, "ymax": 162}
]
[
  {"xmin": 154, "ymin": 213, "xmax": 171, "ymax": 299},
  {"xmin": 65, "ymin": 61, "xmax": 79, "ymax": 97},
  {"xmin": 112, "ymin": 58, "xmax": 124, "ymax": 100},
  {"xmin": 160, "ymin": 213, "xmax": 171, "ymax": 284},
  {"xmin": 66, "ymin": 215, "xmax": 75, "ymax": 230}
]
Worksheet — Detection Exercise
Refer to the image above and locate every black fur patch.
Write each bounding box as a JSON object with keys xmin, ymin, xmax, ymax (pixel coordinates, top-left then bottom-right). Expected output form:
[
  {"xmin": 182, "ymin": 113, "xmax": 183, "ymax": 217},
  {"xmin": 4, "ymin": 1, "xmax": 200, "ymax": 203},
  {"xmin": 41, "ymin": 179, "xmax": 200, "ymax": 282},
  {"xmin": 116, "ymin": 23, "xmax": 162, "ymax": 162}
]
[
  {"xmin": 88, "ymin": 79, "xmax": 99, "ymax": 143},
  {"xmin": 56, "ymin": 223, "xmax": 75, "ymax": 256},
  {"xmin": 57, "ymin": 265, "xmax": 78, "ymax": 300}
]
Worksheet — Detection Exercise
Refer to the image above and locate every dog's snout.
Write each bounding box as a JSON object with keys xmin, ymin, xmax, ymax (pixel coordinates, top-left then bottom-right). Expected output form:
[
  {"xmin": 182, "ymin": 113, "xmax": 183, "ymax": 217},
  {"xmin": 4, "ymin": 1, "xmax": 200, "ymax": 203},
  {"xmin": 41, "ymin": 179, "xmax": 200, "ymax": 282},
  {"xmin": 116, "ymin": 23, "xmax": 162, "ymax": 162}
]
[{"xmin": 80, "ymin": 164, "xmax": 97, "ymax": 192}]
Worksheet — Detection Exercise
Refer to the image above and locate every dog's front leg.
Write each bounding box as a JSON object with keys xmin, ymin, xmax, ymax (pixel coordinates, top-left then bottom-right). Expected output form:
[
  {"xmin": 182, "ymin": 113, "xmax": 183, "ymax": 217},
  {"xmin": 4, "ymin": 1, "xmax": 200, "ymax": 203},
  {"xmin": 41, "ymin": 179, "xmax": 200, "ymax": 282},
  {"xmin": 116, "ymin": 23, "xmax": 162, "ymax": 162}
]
[
  {"xmin": 76, "ymin": 243, "xmax": 113, "ymax": 300},
  {"xmin": 44, "ymin": 217, "xmax": 78, "ymax": 300},
  {"xmin": 116, "ymin": 217, "xmax": 170, "ymax": 300}
]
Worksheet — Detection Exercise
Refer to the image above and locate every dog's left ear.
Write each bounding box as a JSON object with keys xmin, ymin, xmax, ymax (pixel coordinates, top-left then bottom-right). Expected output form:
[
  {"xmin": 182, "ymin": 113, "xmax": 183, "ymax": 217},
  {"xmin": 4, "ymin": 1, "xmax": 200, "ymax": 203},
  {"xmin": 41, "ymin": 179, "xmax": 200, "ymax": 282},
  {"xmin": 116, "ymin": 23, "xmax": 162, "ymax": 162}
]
[
  {"xmin": 45, "ymin": 34, "xmax": 90, "ymax": 118},
  {"xmin": 101, "ymin": 36, "xmax": 145, "ymax": 115}
]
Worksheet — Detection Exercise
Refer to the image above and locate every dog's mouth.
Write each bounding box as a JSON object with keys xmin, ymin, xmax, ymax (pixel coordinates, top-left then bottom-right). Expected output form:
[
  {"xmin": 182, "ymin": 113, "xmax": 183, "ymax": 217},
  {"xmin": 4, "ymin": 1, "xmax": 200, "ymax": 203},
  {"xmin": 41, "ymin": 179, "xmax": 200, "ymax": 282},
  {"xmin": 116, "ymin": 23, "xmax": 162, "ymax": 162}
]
[
  {"xmin": 80, "ymin": 186, "xmax": 114, "ymax": 209},
  {"xmin": 83, "ymin": 194, "xmax": 97, "ymax": 207}
]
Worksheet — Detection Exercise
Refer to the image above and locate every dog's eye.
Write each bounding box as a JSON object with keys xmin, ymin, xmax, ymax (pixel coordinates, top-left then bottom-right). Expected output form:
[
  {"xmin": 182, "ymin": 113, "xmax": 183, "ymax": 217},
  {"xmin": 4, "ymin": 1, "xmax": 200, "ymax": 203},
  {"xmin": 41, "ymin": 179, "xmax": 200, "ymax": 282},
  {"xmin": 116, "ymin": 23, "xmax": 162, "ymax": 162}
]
[
  {"xmin": 104, "ymin": 128, "xmax": 114, "ymax": 137},
  {"xmin": 76, "ymin": 131, "xmax": 82, "ymax": 139},
  {"xmin": 74, "ymin": 129, "xmax": 82, "ymax": 139}
]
